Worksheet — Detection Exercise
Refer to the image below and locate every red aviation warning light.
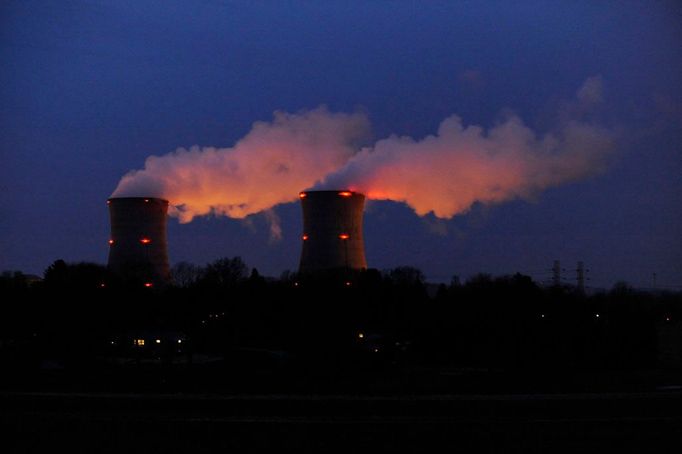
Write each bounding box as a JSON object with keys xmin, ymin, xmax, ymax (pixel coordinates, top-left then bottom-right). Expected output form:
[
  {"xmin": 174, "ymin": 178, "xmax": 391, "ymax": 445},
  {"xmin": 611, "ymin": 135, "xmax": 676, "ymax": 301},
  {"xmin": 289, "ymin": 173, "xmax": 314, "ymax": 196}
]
[
  {"xmin": 338, "ymin": 233, "xmax": 350, "ymax": 240},
  {"xmin": 338, "ymin": 191, "xmax": 352, "ymax": 197},
  {"xmin": 302, "ymin": 234, "xmax": 309, "ymax": 241},
  {"xmin": 140, "ymin": 237, "xmax": 152, "ymax": 244},
  {"xmin": 108, "ymin": 239, "xmax": 115, "ymax": 245},
  {"xmin": 299, "ymin": 192, "xmax": 307, "ymax": 199},
  {"xmin": 144, "ymin": 282, "xmax": 153, "ymax": 288}
]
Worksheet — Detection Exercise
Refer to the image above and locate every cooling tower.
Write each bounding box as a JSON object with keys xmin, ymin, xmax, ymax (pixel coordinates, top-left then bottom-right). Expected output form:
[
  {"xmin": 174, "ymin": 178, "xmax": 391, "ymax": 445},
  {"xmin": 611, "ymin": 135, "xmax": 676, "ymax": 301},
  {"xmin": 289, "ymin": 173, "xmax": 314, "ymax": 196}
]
[
  {"xmin": 298, "ymin": 190, "xmax": 367, "ymax": 273},
  {"xmin": 107, "ymin": 197, "xmax": 171, "ymax": 285}
]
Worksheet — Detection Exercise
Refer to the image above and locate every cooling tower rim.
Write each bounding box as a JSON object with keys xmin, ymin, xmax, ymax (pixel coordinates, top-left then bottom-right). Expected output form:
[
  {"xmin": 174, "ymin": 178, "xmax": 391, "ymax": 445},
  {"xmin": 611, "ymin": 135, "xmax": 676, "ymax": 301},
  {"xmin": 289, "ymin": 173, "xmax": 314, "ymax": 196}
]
[
  {"xmin": 107, "ymin": 196, "xmax": 169, "ymax": 204},
  {"xmin": 299, "ymin": 189, "xmax": 365, "ymax": 197}
]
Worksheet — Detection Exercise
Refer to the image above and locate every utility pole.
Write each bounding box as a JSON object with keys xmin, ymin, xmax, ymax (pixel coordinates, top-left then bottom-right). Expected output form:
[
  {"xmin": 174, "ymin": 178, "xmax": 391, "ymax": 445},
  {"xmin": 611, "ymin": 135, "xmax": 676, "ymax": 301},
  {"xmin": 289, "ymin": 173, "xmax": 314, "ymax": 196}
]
[
  {"xmin": 552, "ymin": 260, "xmax": 561, "ymax": 287},
  {"xmin": 577, "ymin": 261, "xmax": 585, "ymax": 293}
]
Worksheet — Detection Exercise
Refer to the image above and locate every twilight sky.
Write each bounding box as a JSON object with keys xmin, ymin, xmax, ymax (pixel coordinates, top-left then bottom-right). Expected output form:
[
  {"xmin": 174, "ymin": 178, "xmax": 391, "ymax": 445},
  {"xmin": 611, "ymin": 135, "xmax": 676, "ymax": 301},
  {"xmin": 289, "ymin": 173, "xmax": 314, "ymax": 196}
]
[{"xmin": 1, "ymin": 0, "xmax": 680, "ymax": 290}]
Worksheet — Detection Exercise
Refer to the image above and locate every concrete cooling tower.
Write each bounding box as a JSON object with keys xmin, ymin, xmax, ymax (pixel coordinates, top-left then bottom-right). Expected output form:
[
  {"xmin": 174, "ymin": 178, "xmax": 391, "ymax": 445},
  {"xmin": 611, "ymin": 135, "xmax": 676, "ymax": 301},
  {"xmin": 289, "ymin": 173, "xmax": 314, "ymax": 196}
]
[
  {"xmin": 298, "ymin": 190, "xmax": 367, "ymax": 273},
  {"xmin": 107, "ymin": 197, "xmax": 171, "ymax": 285}
]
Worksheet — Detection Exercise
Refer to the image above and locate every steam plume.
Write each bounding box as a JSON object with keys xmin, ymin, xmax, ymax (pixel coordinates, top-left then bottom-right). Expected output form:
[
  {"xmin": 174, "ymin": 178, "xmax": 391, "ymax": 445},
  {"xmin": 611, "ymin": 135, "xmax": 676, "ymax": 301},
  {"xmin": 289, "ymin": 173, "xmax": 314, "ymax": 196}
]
[
  {"xmin": 112, "ymin": 107, "xmax": 370, "ymax": 223},
  {"xmin": 113, "ymin": 77, "xmax": 614, "ymax": 229},
  {"xmin": 319, "ymin": 79, "xmax": 614, "ymax": 218}
]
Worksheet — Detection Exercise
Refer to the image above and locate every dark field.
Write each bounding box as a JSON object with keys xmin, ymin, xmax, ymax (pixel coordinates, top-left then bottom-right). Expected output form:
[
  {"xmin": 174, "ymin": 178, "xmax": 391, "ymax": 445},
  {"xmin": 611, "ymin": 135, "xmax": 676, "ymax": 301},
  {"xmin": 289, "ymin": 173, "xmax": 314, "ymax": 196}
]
[
  {"xmin": 3, "ymin": 270, "xmax": 682, "ymax": 451},
  {"xmin": 3, "ymin": 390, "xmax": 682, "ymax": 453}
]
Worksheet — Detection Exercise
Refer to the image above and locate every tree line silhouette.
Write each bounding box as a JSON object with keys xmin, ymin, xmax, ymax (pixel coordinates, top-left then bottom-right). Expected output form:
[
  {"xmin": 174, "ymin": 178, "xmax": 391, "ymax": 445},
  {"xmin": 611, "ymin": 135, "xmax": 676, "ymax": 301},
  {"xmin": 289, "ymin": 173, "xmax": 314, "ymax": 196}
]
[{"xmin": 1, "ymin": 257, "xmax": 681, "ymax": 385}]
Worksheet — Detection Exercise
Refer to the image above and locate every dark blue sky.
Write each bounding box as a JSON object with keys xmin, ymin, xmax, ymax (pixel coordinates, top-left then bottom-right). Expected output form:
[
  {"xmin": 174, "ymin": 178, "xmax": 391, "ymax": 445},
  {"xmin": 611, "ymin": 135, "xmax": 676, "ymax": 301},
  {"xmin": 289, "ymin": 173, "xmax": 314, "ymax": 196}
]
[{"xmin": 1, "ymin": 0, "xmax": 681, "ymax": 289}]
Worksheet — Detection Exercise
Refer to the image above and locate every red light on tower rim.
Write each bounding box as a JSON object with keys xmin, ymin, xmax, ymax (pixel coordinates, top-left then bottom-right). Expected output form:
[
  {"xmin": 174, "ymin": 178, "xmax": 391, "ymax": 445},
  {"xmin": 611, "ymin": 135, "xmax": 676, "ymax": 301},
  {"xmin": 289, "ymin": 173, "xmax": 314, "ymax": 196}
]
[
  {"xmin": 302, "ymin": 234, "xmax": 309, "ymax": 241},
  {"xmin": 299, "ymin": 192, "xmax": 307, "ymax": 199},
  {"xmin": 140, "ymin": 238, "xmax": 152, "ymax": 244},
  {"xmin": 108, "ymin": 239, "xmax": 114, "ymax": 245},
  {"xmin": 338, "ymin": 191, "xmax": 352, "ymax": 197},
  {"xmin": 339, "ymin": 233, "xmax": 350, "ymax": 240},
  {"xmin": 144, "ymin": 282, "xmax": 153, "ymax": 288}
]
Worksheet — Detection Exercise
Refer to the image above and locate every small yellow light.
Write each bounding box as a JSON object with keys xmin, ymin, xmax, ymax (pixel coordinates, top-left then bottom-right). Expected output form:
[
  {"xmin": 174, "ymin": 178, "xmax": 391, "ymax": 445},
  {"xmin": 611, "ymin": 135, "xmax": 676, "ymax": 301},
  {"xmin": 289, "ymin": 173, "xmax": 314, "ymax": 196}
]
[
  {"xmin": 358, "ymin": 333, "xmax": 364, "ymax": 339},
  {"xmin": 177, "ymin": 339, "xmax": 182, "ymax": 344},
  {"xmin": 155, "ymin": 339, "xmax": 161, "ymax": 344}
]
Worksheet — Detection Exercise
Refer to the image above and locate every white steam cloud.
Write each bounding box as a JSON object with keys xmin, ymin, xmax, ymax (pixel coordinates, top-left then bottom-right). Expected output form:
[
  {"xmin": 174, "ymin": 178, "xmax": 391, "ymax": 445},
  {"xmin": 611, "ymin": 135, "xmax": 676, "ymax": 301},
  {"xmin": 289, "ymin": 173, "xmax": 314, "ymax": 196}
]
[
  {"xmin": 318, "ymin": 77, "xmax": 614, "ymax": 218},
  {"xmin": 112, "ymin": 77, "xmax": 614, "ymax": 232},
  {"xmin": 112, "ymin": 107, "xmax": 370, "ymax": 225}
]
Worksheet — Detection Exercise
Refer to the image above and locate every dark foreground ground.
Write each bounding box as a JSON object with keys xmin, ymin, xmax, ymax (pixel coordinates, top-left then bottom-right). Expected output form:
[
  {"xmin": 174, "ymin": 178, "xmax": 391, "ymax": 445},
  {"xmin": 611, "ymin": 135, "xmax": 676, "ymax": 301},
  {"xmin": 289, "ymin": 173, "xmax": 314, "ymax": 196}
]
[
  {"xmin": 2, "ymin": 360, "xmax": 682, "ymax": 452},
  {"xmin": 3, "ymin": 389, "xmax": 682, "ymax": 453}
]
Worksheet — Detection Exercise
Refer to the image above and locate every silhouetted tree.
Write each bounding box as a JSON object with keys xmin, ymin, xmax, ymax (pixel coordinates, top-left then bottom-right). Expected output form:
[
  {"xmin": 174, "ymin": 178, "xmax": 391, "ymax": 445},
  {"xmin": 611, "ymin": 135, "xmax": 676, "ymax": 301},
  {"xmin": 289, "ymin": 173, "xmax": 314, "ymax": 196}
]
[
  {"xmin": 450, "ymin": 274, "xmax": 461, "ymax": 288},
  {"xmin": 44, "ymin": 260, "xmax": 107, "ymax": 289},
  {"xmin": 248, "ymin": 268, "xmax": 266, "ymax": 286},
  {"xmin": 44, "ymin": 259, "xmax": 68, "ymax": 286},
  {"xmin": 465, "ymin": 273, "xmax": 493, "ymax": 288},
  {"xmin": 199, "ymin": 257, "xmax": 248, "ymax": 288},
  {"xmin": 171, "ymin": 261, "xmax": 201, "ymax": 287},
  {"xmin": 388, "ymin": 266, "xmax": 425, "ymax": 287}
]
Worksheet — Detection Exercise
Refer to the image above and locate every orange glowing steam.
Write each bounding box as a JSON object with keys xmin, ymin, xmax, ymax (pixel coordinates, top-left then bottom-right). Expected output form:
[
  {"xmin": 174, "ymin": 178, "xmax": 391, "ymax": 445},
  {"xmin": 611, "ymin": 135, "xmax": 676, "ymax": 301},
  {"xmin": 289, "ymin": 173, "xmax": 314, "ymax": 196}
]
[
  {"xmin": 111, "ymin": 78, "xmax": 613, "ymax": 231},
  {"xmin": 320, "ymin": 78, "xmax": 614, "ymax": 219},
  {"xmin": 112, "ymin": 107, "xmax": 370, "ymax": 228},
  {"xmin": 321, "ymin": 116, "xmax": 614, "ymax": 218}
]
